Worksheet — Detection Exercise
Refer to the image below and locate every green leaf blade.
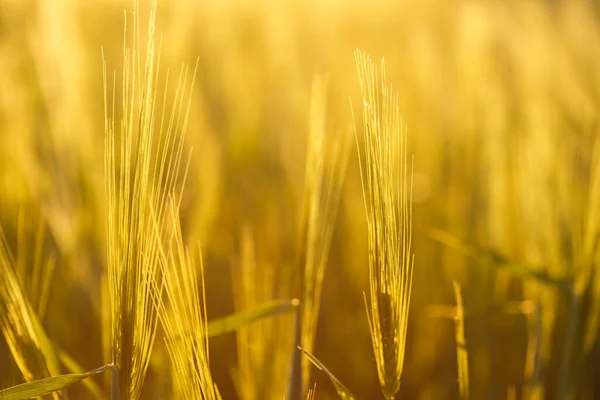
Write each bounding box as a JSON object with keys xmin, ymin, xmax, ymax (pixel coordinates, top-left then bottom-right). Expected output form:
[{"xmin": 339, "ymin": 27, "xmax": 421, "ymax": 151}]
[
  {"xmin": 427, "ymin": 228, "xmax": 571, "ymax": 290},
  {"xmin": 206, "ymin": 299, "xmax": 300, "ymax": 338},
  {"xmin": 0, "ymin": 364, "xmax": 115, "ymax": 400}
]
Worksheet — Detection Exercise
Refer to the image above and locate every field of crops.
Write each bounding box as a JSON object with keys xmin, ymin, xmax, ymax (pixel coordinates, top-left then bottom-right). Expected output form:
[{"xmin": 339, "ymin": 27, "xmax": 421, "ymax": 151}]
[{"xmin": 1, "ymin": 0, "xmax": 599, "ymax": 399}]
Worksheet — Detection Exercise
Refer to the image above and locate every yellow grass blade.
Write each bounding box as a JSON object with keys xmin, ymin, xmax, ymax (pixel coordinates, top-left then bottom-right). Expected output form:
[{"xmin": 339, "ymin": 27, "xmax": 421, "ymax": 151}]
[
  {"xmin": 55, "ymin": 345, "xmax": 105, "ymax": 399},
  {"xmin": 166, "ymin": 299, "xmax": 300, "ymax": 342},
  {"xmin": 207, "ymin": 299, "xmax": 300, "ymax": 338},
  {"xmin": 152, "ymin": 199, "xmax": 221, "ymax": 399},
  {"xmin": 0, "ymin": 364, "xmax": 115, "ymax": 400},
  {"xmin": 298, "ymin": 347, "xmax": 355, "ymax": 400}
]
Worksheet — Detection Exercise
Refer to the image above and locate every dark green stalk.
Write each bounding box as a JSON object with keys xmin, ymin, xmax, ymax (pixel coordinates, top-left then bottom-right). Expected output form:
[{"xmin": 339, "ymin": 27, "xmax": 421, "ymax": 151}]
[
  {"xmin": 286, "ymin": 302, "xmax": 303, "ymax": 400},
  {"xmin": 557, "ymin": 284, "xmax": 580, "ymax": 400}
]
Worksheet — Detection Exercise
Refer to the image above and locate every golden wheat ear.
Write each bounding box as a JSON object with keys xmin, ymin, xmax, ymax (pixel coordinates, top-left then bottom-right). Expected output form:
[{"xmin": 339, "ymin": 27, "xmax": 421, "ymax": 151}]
[
  {"xmin": 0, "ymin": 222, "xmax": 61, "ymax": 399},
  {"xmin": 14, "ymin": 210, "xmax": 56, "ymax": 322},
  {"xmin": 151, "ymin": 198, "xmax": 221, "ymax": 400},
  {"xmin": 300, "ymin": 74, "xmax": 352, "ymax": 395},
  {"xmin": 353, "ymin": 49, "xmax": 414, "ymax": 400},
  {"xmin": 102, "ymin": 0, "xmax": 198, "ymax": 398}
]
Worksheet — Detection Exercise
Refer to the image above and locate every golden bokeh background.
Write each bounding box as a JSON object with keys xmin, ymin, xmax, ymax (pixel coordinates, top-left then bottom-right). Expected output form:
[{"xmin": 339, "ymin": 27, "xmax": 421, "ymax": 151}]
[{"xmin": 1, "ymin": 0, "xmax": 600, "ymax": 398}]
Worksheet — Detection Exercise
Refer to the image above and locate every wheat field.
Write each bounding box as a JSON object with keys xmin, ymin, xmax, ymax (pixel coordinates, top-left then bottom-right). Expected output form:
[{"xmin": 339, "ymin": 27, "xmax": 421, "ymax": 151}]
[{"xmin": 1, "ymin": 0, "xmax": 600, "ymax": 399}]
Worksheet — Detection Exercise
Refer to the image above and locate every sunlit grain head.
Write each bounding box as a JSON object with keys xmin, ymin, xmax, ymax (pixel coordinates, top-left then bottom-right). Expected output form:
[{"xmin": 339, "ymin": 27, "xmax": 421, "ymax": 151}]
[
  {"xmin": 353, "ymin": 49, "xmax": 414, "ymax": 399},
  {"xmin": 102, "ymin": 0, "xmax": 198, "ymax": 397},
  {"xmin": 152, "ymin": 200, "xmax": 221, "ymax": 400},
  {"xmin": 0, "ymin": 223, "xmax": 60, "ymax": 398},
  {"xmin": 300, "ymin": 74, "xmax": 352, "ymax": 395}
]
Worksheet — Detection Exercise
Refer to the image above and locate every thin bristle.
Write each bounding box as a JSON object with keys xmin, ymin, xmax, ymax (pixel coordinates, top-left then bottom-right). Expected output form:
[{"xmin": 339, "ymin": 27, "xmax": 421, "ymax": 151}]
[
  {"xmin": 353, "ymin": 49, "xmax": 414, "ymax": 400},
  {"xmin": 152, "ymin": 200, "xmax": 221, "ymax": 400},
  {"xmin": 14, "ymin": 211, "xmax": 56, "ymax": 321},
  {"xmin": 306, "ymin": 384, "xmax": 317, "ymax": 400}
]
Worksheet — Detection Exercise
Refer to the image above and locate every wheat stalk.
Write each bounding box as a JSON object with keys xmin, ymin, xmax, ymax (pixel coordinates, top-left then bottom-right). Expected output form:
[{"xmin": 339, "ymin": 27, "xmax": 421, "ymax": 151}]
[
  {"xmin": 353, "ymin": 49, "xmax": 414, "ymax": 400},
  {"xmin": 0, "ymin": 223, "xmax": 60, "ymax": 399},
  {"xmin": 300, "ymin": 74, "xmax": 352, "ymax": 395}
]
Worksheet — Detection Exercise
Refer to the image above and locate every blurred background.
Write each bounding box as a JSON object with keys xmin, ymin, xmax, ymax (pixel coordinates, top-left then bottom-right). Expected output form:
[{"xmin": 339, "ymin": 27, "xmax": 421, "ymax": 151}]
[{"xmin": 1, "ymin": 0, "xmax": 600, "ymax": 398}]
